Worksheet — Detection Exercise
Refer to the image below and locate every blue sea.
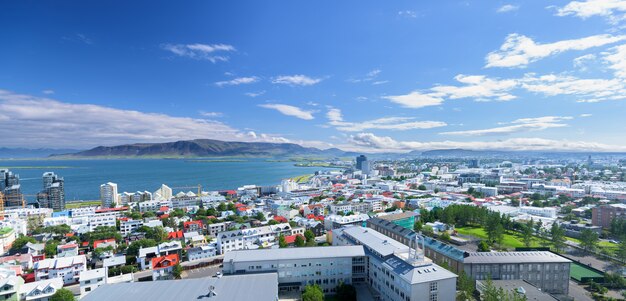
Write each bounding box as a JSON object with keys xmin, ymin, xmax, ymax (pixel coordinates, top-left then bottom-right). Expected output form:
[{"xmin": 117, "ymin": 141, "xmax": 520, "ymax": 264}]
[{"xmin": 0, "ymin": 159, "xmax": 324, "ymax": 202}]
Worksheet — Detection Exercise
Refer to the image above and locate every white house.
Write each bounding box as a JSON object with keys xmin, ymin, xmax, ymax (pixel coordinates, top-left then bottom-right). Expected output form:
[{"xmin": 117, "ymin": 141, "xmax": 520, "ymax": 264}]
[
  {"xmin": 187, "ymin": 245, "xmax": 217, "ymax": 261},
  {"xmin": 19, "ymin": 278, "xmax": 64, "ymax": 301},
  {"xmin": 79, "ymin": 268, "xmax": 106, "ymax": 298},
  {"xmin": 33, "ymin": 255, "xmax": 87, "ymax": 284}
]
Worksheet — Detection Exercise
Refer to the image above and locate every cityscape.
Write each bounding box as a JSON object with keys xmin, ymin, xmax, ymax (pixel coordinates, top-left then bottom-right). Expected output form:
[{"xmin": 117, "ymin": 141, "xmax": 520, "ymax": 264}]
[{"xmin": 2, "ymin": 1, "xmax": 626, "ymax": 301}]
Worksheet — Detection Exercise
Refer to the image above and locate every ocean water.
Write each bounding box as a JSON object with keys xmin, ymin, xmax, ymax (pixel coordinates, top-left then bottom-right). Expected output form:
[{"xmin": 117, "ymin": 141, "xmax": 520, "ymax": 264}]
[{"xmin": 0, "ymin": 159, "xmax": 324, "ymax": 201}]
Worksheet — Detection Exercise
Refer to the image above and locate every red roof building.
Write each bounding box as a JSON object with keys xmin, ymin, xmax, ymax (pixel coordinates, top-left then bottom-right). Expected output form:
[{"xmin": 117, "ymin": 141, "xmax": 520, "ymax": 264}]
[
  {"xmin": 273, "ymin": 216, "xmax": 288, "ymax": 223},
  {"xmin": 93, "ymin": 238, "xmax": 116, "ymax": 249},
  {"xmin": 151, "ymin": 253, "xmax": 179, "ymax": 270},
  {"xmin": 167, "ymin": 230, "xmax": 184, "ymax": 240},
  {"xmin": 283, "ymin": 234, "xmax": 304, "ymax": 245}
]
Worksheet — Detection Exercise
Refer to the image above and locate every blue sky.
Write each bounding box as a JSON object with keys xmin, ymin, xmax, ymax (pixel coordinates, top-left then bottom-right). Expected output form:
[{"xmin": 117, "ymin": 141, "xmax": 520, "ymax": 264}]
[{"xmin": 1, "ymin": 0, "xmax": 626, "ymax": 152}]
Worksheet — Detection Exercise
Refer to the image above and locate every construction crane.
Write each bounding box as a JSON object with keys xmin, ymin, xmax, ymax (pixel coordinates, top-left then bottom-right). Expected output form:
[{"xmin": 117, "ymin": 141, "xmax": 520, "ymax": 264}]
[{"xmin": 171, "ymin": 185, "xmax": 203, "ymax": 196}]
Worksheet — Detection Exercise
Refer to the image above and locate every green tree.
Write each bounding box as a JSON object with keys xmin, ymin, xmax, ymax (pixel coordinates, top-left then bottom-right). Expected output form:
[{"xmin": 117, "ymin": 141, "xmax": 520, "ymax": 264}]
[
  {"xmin": 534, "ymin": 220, "xmax": 543, "ymax": 235},
  {"xmin": 268, "ymin": 219, "xmax": 279, "ymax": 225},
  {"xmin": 278, "ymin": 234, "xmax": 288, "ymax": 248},
  {"xmin": 335, "ymin": 283, "xmax": 357, "ymax": 301},
  {"xmin": 304, "ymin": 230, "xmax": 315, "ymax": 242},
  {"xmin": 457, "ymin": 271, "xmax": 475, "ymax": 301},
  {"xmin": 440, "ymin": 232, "xmax": 451, "ymax": 242},
  {"xmin": 414, "ymin": 221, "xmax": 423, "ymax": 232},
  {"xmin": 44, "ymin": 241, "xmax": 58, "ymax": 257},
  {"xmin": 418, "ymin": 184, "xmax": 427, "ymax": 191},
  {"xmin": 579, "ymin": 228, "xmax": 599, "ymax": 253},
  {"xmin": 255, "ymin": 212, "xmax": 266, "ymax": 221},
  {"xmin": 295, "ymin": 235, "xmax": 305, "ymax": 247},
  {"xmin": 422, "ymin": 225, "xmax": 434, "ymax": 236},
  {"xmin": 10, "ymin": 235, "xmax": 37, "ymax": 251},
  {"xmin": 127, "ymin": 239, "xmax": 157, "ymax": 257},
  {"xmin": 50, "ymin": 288, "xmax": 75, "ymax": 301},
  {"xmin": 550, "ymin": 223, "xmax": 566, "ymax": 253},
  {"xmin": 217, "ymin": 202, "xmax": 227, "ymax": 211},
  {"xmin": 477, "ymin": 240, "xmax": 490, "ymax": 252},
  {"xmin": 522, "ymin": 220, "xmax": 534, "ymax": 248},
  {"xmin": 615, "ymin": 238, "xmax": 626, "ymax": 263},
  {"xmin": 172, "ymin": 263, "xmax": 183, "ymax": 279},
  {"xmin": 301, "ymin": 284, "xmax": 323, "ymax": 301}
]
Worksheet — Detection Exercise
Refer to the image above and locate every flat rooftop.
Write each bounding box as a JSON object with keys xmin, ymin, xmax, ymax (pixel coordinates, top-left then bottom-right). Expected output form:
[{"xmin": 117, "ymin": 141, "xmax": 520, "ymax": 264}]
[
  {"xmin": 81, "ymin": 273, "xmax": 278, "ymax": 301},
  {"xmin": 223, "ymin": 245, "xmax": 365, "ymax": 263},
  {"xmin": 342, "ymin": 226, "xmax": 408, "ymax": 257},
  {"xmin": 378, "ymin": 212, "xmax": 417, "ymax": 221},
  {"xmin": 478, "ymin": 280, "xmax": 558, "ymax": 301},
  {"xmin": 465, "ymin": 251, "xmax": 571, "ymax": 264}
]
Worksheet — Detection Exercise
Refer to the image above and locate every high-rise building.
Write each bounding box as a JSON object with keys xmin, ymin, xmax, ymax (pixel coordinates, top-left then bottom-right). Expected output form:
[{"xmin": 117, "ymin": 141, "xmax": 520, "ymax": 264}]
[
  {"xmin": 100, "ymin": 182, "xmax": 119, "ymax": 208},
  {"xmin": 38, "ymin": 172, "xmax": 65, "ymax": 211},
  {"xmin": 1, "ymin": 169, "xmax": 24, "ymax": 208},
  {"xmin": 355, "ymin": 155, "xmax": 367, "ymax": 170},
  {"xmin": 468, "ymin": 159, "xmax": 480, "ymax": 168}
]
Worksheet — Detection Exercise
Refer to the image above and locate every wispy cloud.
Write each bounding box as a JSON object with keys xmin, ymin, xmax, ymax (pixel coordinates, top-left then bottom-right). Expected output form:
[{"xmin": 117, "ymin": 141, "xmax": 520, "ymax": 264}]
[
  {"xmin": 63, "ymin": 33, "xmax": 93, "ymax": 45},
  {"xmin": 199, "ymin": 111, "xmax": 223, "ymax": 118},
  {"xmin": 0, "ymin": 90, "xmax": 291, "ymax": 148},
  {"xmin": 345, "ymin": 132, "xmax": 626, "ymax": 152},
  {"xmin": 271, "ymin": 75, "xmax": 322, "ymax": 86},
  {"xmin": 383, "ymin": 91, "xmax": 444, "ymax": 109},
  {"xmin": 485, "ymin": 33, "xmax": 625, "ymax": 68},
  {"xmin": 580, "ymin": 113, "xmax": 593, "ymax": 117},
  {"xmin": 398, "ymin": 10, "xmax": 418, "ymax": 18},
  {"xmin": 244, "ymin": 91, "xmax": 266, "ymax": 98},
  {"xmin": 42, "ymin": 90, "xmax": 55, "ymax": 95},
  {"xmin": 161, "ymin": 43, "xmax": 236, "ymax": 63},
  {"xmin": 325, "ymin": 108, "xmax": 446, "ymax": 132},
  {"xmin": 555, "ymin": 0, "xmax": 626, "ymax": 24},
  {"xmin": 440, "ymin": 116, "xmax": 572, "ymax": 136},
  {"xmin": 215, "ymin": 76, "xmax": 259, "ymax": 87},
  {"xmin": 347, "ymin": 69, "xmax": 387, "ymax": 85},
  {"xmin": 497, "ymin": 4, "xmax": 520, "ymax": 13},
  {"xmin": 259, "ymin": 104, "xmax": 315, "ymax": 120}
]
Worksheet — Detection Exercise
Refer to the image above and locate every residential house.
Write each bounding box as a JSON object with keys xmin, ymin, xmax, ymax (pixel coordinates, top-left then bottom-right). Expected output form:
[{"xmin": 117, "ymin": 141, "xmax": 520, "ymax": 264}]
[
  {"xmin": 151, "ymin": 254, "xmax": 179, "ymax": 281},
  {"xmin": 33, "ymin": 255, "xmax": 87, "ymax": 284},
  {"xmin": 18, "ymin": 278, "xmax": 63, "ymax": 301},
  {"xmin": 187, "ymin": 246, "xmax": 217, "ymax": 261},
  {"xmin": 56, "ymin": 243, "xmax": 79, "ymax": 258},
  {"xmin": 137, "ymin": 241, "xmax": 182, "ymax": 270},
  {"xmin": 0, "ymin": 276, "xmax": 23, "ymax": 301},
  {"xmin": 79, "ymin": 268, "xmax": 106, "ymax": 298}
]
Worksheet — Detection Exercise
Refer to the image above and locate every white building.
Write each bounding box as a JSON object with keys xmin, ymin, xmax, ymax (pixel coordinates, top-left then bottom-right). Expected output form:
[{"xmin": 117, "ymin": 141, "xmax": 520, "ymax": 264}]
[
  {"xmin": 333, "ymin": 226, "xmax": 457, "ymax": 301},
  {"xmin": 88, "ymin": 214, "xmax": 116, "ymax": 231},
  {"xmin": 187, "ymin": 245, "xmax": 217, "ymax": 261},
  {"xmin": 79, "ymin": 268, "xmax": 107, "ymax": 298},
  {"xmin": 216, "ymin": 223, "xmax": 293, "ymax": 254},
  {"xmin": 324, "ymin": 214, "xmax": 369, "ymax": 231},
  {"xmin": 120, "ymin": 220, "xmax": 143, "ymax": 236},
  {"xmin": 100, "ymin": 182, "xmax": 119, "ymax": 208},
  {"xmin": 153, "ymin": 184, "xmax": 173, "ymax": 201},
  {"xmin": 0, "ymin": 227, "xmax": 16, "ymax": 255},
  {"xmin": 137, "ymin": 241, "xmax": 182, "ymax": 270},
  {"xmin": 19, "ymin": 277, "xmax": 64, "ymax": 301},
  {"xmin": 34, "ymin": 255, "xmax": 87, "ymax": 284}
]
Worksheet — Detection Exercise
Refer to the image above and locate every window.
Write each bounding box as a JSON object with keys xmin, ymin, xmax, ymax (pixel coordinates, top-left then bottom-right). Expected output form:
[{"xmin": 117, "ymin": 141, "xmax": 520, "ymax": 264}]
[
  {"xmin": 430, "ymin": 282, "xmax": 438, "ymax": 292},
  {"xmin": 430, "ymin": 293, "xmax": 438, "ymax": 301}
]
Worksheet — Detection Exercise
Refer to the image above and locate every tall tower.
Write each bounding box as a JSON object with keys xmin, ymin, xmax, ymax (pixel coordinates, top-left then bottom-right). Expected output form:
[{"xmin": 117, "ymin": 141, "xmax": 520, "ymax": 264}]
[
  {"xmin": 356, "ymin": 155, "xmax": 367, "ymax": 170},
  {"xmin": 100, "ymin": 182, "xmax": 119, "ymax": 208}
]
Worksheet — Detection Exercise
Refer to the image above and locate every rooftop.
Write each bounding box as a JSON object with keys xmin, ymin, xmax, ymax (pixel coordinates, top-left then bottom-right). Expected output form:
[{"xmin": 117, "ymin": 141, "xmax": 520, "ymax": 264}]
[
  {"xmin": 223, "ymin": 245, "xmax": 364, "ymax": 263},
  {"xmin": 342, "ymin": 226, "xmax": 407, "ymax": 257},
  {"xmin": 465, "ymin": 251, "xmax": 571, "ymax": 264},
  {"xmin": 478, "ymin": 280, "xmax": 558, "ymax": 301},
  {"xmin": 81, "ymin": 273, "xmax": 278, "ymax": 301},
  {"xmin": 378, "ymin": 212, "xmax": 417, "ymax": 221}
]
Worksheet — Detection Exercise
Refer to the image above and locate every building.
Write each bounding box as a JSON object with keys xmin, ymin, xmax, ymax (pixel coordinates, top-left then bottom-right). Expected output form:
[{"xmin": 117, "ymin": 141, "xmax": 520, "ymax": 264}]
[
  {"xmin": 356, "ymin": 155, "xmax": 368, "ymax": 170},
  {"xmin": 1, "ymin": 169, "xmax": 23, "ymax": 208},
  {"xmin": 463, "ymin": 251, "xmax": 571, "ymax": 294},
  {"xmin": 137, "ymin": 241, "xmax": 182, "ymax": 270},
  {"xmin": 592, "ymin": 204, "xmax": 626, "ymax": 229},
  {"xmin": 151, "ymin": 254, "xmax": 179, "ymax": 281},
  {"xmin": 206, "ymin": 222, "xmax": 229, "ymax": 237},
  {"xmin": 100, "ymin": 182, "xmax": 119, "ymax": 208},
  {"xmin": 0, "ymin": 227, "xmax": 16, "ymax": 255},
  {"xmin": 223, "ymin": 246, "xmax": 366, "ymax": 295},
  {"xmin": 333, "ymin": 226, "xmax": 458, "ymax": 301},
  {"xmin": 477, "ymin": 279, "xmax": 558, "ymax": 301},
  {"xmin": 120, "ymin": 219, "xmax": 143, "ymax": 236},
  {"xmin": 18, "ymin": 278, "xmax": 64, "ymax": 301},
  {"xmin": 324, "ymin": 214, "xmax": 369, "ymax": 230},
  {"xmin": 56, "ymin": 242, "xmax": 79, "ymax": 258},
  {"xmin": 33, "ymin": 255, "xmax": 87, "ymax": 284},
  {"xmin": 216, "ymin": 223, "xmax": 293, "ymax": 254},
  {"xmin": 187, "ymin": 245, "xmax": 217, "ymax": 261},
  {"xmin": 79, "ymin": 268, "xmax": 106, "ymax": 298},
  {"xmin": 81, "ymin": 273, "xmax": 279, "ymax": 301},
  {"xmin": 377, "ymin": 212, "xmax": 417, "ymax": 230},
  {"xmin": 0, "ymin": 275, "xmax": 23, "ymax": 301},
  {"xmin": 38, "ymin": 172, "xmax": 65, "ymax": 211}
]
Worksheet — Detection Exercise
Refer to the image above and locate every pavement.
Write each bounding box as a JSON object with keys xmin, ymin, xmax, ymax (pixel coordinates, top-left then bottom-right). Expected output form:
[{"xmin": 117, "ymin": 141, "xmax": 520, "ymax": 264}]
[
  {"xmin": 567, "ymin": 280, "xmax": 593, "ymax": 301},
  {"xmin": 182, "ymin": 264, "xmax": 222, "ymax": 279}
]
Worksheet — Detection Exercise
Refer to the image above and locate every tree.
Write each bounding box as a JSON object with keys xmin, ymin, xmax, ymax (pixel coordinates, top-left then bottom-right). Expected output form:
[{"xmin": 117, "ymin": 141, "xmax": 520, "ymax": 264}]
[
  {"xmin": 579, "ymin": 228, "xmax": 599, "ymax": 253},
  {"xmin": 278, "ymin": 234, "xmax": 288, "ymax": 248},
  {"xmin": 550, "ymin": 223, "xmax": 566, "ymax": 253},
  {"xmin": 534, "ymin": 220, "xmax": 543, "ymax": 235},
  {"xmin": 481, "ymin": 278, "xmax": 528, "ymax": 301},
  {"xmin": 295, "ymin": 235, "xmax": 305, "ymax": 247},
  {"xmin": 172, "ymin": 263, "xmax": 183, "ymax": 279},
  {"xmin": 440, "ymin": 232, "xmax": 451, "ymax": 242},
  {"xmin": 414, "ymin": 221, "xmax": 423, "ymax": 232},
  {"xmin": 457, "ymin": 271, "xmax": 475, "ymax": 301},
  {"xmin": 268, "ymin": 219, "xmax": 279, "ymax": 225},
  {"xmin": 11, "ymin": 235, "xmax": 36, "ymax": 251},
  {"xmin": 335, "ymin": 283, "xmax": 357, "ymax": 301},
  {"xmin": 615, "ymin": 238, "xmax": 626, "ymax": 263},
  {"xmin": 418, "ymin": 184, "xmax": 427, "ymax": 191},
  {"xmin": 422, "ymin": 225, "xmax": 434, "ymax": 236},
  {"xmin": 50, "ymin": 288, "xmax": 75, "ymax": 301},
  {"xmin": 301, "ymin": 284, "xmax": 323, "ymax": 301},
  {"xmin": 127, "ymin": 239, "xmax": 157, "ymax": 257},
  {"xmin": 217, "ymin": 202, "xmax": 227, "ymax": 212},
  {"xmin": 522, "ymin": 221, "xmax": 533, "ymax": 248},
  {"xmin": 255, "ymin": 212, "xmax": 266, "ymax": 221},
  {"xmin": 44, "ymin": 241, "xmax": 58, "ymax": 257},
  {"xmin": 477, "ymin": 240, "xmax": 490, "ymax": 252},
  {"xmin": 304, "ymin": 230, "xmax": 315, "ymax": 242}
]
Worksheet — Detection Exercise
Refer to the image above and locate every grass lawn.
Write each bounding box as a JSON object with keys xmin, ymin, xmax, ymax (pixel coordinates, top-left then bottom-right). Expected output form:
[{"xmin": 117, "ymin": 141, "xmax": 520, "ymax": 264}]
[
  {"xmin": 291, "ymin": 174, "xmax": 312, "ymax": 184},
  {"xmin": 65, "ymin": 200, "xmax": 101, "ymax": 209},
  {"xmin": 570, "ymin": 262, "xmax": 604, "ymax": 282},
  {"xmin": 456, "ymin": 226, "xmax": 548, "ymax": 250},
  {"xmin": 566, "ymin": 236, "xmax": 619, "ymax": 255}
]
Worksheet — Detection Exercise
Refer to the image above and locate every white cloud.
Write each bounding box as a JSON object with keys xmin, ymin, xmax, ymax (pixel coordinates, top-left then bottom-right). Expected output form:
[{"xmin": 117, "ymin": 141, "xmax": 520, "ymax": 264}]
[
  {"xmin": 0, "ymin": 90, "xmax": 289, "ymax": 148},
  {"xmin": 440, "ymin": 116, "xmax": 572, "ymax": 136},
  {"xmin": 603, "ymin": 44, "xmax": 626, "ymax": 78},
  {"xmin": 244, "ymin": 91, "xmax": 266, "ymax": 98},
  {"xmin": 345, "ymin": 132, "xmax": 626, "ymax": 152},
  {"xmin": 497, "ymin": 4, "xmax": 520, "ymax": 13},
  {"xmin": 161, "ymin": 43, "xmax": 236, "ymax": 63},
  {"xmin": 215, "ymin": 76, "xmax": 259, "ymax": 87},
  {"xmin": 430, "ymin": 75, "xmax": 518, "ymax": 101},
  {"xmin": 485, "ymin": 33, "xmax": 625, "ymax": 68},
  {"xmin": 325, "ymin": 108, "xmax": 446, "ymax": 132},
  {"xmin": 573, "ymin": 53, "xmax": 597, "ymax": 70},
  {"xmin": 556, "ymin": 0, "xmax": 626, "ymax": 23},
  {"xmin": 580, "ymin": 113, "xmax": 593, "ymax": 117},
  {"xmin": 42, "ymin": 90, "xmax": 55, "ymax": 95},
  {"xmin": 199, "ymin": 111, "xmax": 223, "ymax": 117},
  {"xmin": 348, "ymin": 69, "xmax": 383, "ymax": 83},
  {"xmin": 259, "ymin": 104, "xmax": 315, "ymax": 120},
  {"xmin": 271, "ymin": 75, "xmax": 322, "ymax": 86},
  {"xmin": 398, "ymin": 10, "xmax": 418, "ymax": 18},
  {"xmin": 372, "ymin": 80, "xmax": 390, "ymax": 85},
  {"xmin": 383, "ymin": 91, "xmax": 444, "ymax": 108},
  {"xmin": 520, "ymin": 73, "xmax": 626, "ymax": 102}
]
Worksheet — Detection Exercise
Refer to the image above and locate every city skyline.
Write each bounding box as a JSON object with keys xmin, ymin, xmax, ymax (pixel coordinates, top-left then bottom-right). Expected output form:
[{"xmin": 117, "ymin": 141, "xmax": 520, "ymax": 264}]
[{"xmin": 1, "ymin": 1, "xmax": 626, "ymax": 152}]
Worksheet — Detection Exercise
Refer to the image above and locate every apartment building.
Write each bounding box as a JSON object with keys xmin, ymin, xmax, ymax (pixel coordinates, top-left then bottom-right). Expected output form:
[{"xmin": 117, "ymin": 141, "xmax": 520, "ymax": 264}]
[
  {"xmin": 592, "ymin": 204, "xmax": 626, "ymax": 229},
  {"xmin": 187, "ymin": 245, "xmax": 217, "ymax": 261},
  {"xmin": 34, "ymin": 255, "xmax": 87, "ymax": 284},
  {"xmin": 216, "ymin": 223, "xmax": 292, "ymax": 254},
  {"xmin": 223, "ymin": 246, "xmax": 366, "ymax": 294},
  {"xmin": 137, "ymin": 241, "xmax": 182, "ymax": 270},
  {"xmin": 324, "ymin": 214, "xmax": 369, "ymax": 230}
]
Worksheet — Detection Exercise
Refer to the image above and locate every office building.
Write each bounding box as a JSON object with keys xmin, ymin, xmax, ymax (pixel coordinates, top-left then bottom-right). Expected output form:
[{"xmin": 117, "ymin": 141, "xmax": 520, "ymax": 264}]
[
  {"xmin": 38, "ymin": 172, "xmax": 65, "ymax": 211},
  {"xmin": 356, "ymin": 155, "xmax": 367, "ymax": 170},
  {"xmin": 223, "ymin": 246, "xmax": 366, "ymax": 295},
  {"xmin": 333, "ymin": 226, "xmax": 458, "ymax": 301},
  {"xmin": 1, "ymin": 169, "xmax": 23, "ymax": 208},
  {"xmin": 100, "ymin": 182, "xmax": 119, "ymax": 208}
]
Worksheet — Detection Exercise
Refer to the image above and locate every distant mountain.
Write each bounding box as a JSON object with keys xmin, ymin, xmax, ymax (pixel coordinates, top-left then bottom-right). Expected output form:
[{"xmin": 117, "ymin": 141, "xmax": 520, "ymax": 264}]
[
  {"xmin": 0, "ymin": 148, "xmax": 82, "ymax": 159},
  {"xmin": 53, "ymin": 139, "xmax": 351, "ymax": 158}
]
